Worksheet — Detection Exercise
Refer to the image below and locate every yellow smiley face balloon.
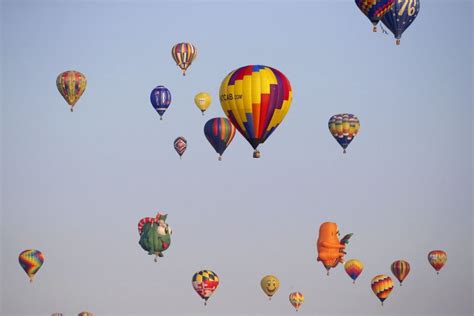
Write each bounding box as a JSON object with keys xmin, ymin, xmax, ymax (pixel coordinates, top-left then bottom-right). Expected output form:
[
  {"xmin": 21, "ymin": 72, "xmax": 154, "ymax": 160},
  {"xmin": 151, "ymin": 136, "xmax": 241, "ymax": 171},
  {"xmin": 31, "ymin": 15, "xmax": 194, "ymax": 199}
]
[{"xmin": 260, "ymin": 275, "xmax": 280, "ymax": 300}]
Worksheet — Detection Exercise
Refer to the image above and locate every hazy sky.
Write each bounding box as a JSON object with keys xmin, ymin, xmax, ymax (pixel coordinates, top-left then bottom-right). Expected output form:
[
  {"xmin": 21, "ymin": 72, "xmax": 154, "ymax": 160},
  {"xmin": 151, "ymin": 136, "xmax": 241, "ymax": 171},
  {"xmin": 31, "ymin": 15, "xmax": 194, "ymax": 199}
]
[{"xmin": 1, "ymin": 0, "xmax": 472, "ymax": 315}]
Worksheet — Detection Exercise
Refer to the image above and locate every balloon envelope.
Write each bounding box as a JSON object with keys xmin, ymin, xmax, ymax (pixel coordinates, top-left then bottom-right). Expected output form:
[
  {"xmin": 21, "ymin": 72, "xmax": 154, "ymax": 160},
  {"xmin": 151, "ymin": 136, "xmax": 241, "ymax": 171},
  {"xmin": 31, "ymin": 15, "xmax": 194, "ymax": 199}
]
[
  {"xmin": 428, "ymin": 250, "xmax": 447, "ymax": 274},
  {"xmin": 371, "ymin": 275, "xmax": 393, "ymax": 305},
  {"xmin": 19, "ymin": 249, "xmax": 44, "ymax": 282},
  {"xmin": 391, "ymin": 260, "xmax": 410, "ymax": 285},
  {"xmin": 289, "ymin": 292, "xmax": 304, "ymax": 311},
  {"xmin": 172, "ymin": 43, "xmax": 197, "ymax": 76},
  {"xmin": 260, "ymin": 275, "xmax": 280, "ymax": 299},
  {"xmin": 56, "ymin": 70, "xmax": 87, "ymax": 111},
  {"xmin": 194, "ymin": 92, "xmax": 211, "ymax": 114},
  {"xmin": 150, "ymin": 86, "xmax": 172, "ymax": 120},
  {"xmin": 204, "ymin": 118, "xmax": 236, "ymax": 160},
  {"xmin": 345, "ymin": 259, "xmax": 364, "ymax": 283},
  {"xmin": 381, "ymin": 0, "xmax": 420, "ymax": 44},
  {"xmin": 219, "ymin": 65, "xmax": 293, "ymax": 157},
  {"xmin": 328, "ymin": 114, "xmax": 360, "ymax": 153},
  {"xmin": 192, "ymin": 270, "xmax": 219, "ymax": 305},
  {"xmin": 174, "ymin": 137, "xmax": 187, "ymax": 158}
]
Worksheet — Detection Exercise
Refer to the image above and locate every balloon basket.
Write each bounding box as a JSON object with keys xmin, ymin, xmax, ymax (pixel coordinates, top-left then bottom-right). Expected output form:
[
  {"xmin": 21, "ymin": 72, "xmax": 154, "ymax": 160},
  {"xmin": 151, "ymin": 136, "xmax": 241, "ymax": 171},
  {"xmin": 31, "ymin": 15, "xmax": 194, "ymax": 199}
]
[
  {"xmin": 70, "ymin": 107, "xmax": 74, "ymax": 112},
  {"xmin": 218, "ymin": 156, "xmax": 222, "ymax": 161},
  {"xmin": 372, "ymin": 26, "xmax": 377, "ymax": 32},
  {"xmin": 253, "ymin": 150, "xmax": 261, "ymax": 158},
  {"xmin": 160, "ymin": 117, "xmax": 163, "ymax": 120},
  {"xmin": 396, "ymin": 39, "xmax": 400, "ymax": 45}
]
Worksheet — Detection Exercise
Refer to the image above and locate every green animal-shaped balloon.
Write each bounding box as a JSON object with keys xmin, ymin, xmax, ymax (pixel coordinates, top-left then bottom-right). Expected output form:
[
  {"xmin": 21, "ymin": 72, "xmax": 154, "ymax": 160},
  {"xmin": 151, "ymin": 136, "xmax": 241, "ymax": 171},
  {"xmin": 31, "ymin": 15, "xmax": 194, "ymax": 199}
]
[{"xmin": 138, "ymin": 213, "xmax": 172, "ymax": 262}]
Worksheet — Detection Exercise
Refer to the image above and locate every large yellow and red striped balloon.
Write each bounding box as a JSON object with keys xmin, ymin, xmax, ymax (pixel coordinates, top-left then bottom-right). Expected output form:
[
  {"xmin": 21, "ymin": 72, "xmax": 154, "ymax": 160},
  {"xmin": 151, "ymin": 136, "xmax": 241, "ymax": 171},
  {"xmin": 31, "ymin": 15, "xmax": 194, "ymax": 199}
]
[
  {"xmin": 18, "ymin": 249, "xmax": 44, "ymax": 282},
  {"xmin": 428, "ymin": 250, "xmax": 447, "ymax": 274},
  {"xmin": 56, "ymin": 70, "xmax": 87, "ymax": 112},
  {"xmin": 391, "ymin": 260, "xmax": 410, "ymax": 285},
  {"xmin": 171, "ymin": 43, "xmax": 197, "ymax": 76},
  {"xmin": 371, "ymin": 274, "xmax": 393, "ymax": 306},
  {"xmin": 344, "ymin": 259, "xmax": 364, "ymax": 284},
  {"xmin": 289, "ymin": 292, "xmax": 304, "ymax": 311},
  {"xmin": 219, "ymin": 65, "xmax": 293, "ymax": 158}
]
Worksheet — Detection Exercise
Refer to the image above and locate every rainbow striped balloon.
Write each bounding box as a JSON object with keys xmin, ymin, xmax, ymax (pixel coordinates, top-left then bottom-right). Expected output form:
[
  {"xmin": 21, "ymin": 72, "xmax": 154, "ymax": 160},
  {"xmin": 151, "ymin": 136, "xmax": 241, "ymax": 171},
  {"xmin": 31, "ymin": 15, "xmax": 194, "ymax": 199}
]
[
  {"xmin": 344, "ymin": 259, "xmax": 364, "ymax": 284},
  {"xmin": 428, "ymin": 250, "xmax": 447, "ymax": 274},
  {"xmin": 391, "ymin": 260, "xmax": 411, "ymax": 285},
  {"xmin": 220, "ymin": 65, "xmax": 293, "ymax": 158},
  {"xmin": 371, "ymin": 274, "xmax": 393, "ymax": 306},
  {"xmin": 19, "ymin": 249, "xmax": 44, "ymax": 282},
  {"xmin": 204, "ymin": 118, "xmax": 236, "ymax": 160},
  {"xmin": 171, "ymin": 43, "xmax": 197, "ymax": 76},
  {"xmin": 328, "ymin": 113, "xmax": 360, "ymax": 153},
  {"xmin": 289, "ymin": 292, "xmax": 304, "ymax": 311}
]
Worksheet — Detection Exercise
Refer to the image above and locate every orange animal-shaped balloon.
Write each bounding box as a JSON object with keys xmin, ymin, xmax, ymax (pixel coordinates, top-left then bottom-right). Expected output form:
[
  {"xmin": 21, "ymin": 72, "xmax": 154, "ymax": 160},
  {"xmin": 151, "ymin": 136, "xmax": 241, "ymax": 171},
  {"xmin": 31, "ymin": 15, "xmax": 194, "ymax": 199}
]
[{"xmin": 316, "ymin": 222, "xmax": 346, "ymax": 275}]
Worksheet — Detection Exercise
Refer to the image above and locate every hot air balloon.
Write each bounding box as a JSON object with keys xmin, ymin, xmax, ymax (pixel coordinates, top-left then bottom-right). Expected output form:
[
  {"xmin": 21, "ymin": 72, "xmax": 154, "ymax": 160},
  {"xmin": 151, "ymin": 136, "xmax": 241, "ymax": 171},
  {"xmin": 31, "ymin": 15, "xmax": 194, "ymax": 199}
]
[
  {"xmin": 138, "ymin": 213, "xmax": 172, "ymax": 262},
  {"xmin": 381, "ymin": 0, "xmax": 420, "ymax": 45},
  {"xmin": 371, "ymin": 275, "xmax": 393, "ymax": 306},
  {"xmin": 19, "ymin": 249, "xmax": 44, "ymax": 282},
  {"xmin": 261, "ymin": 275, "xmax": 280, "ymax": 300},
  {"xmin": 56, "ymin": 70, "xmax": 87, "ymax": 112},
  {"xmin": 51, "ymin": 313, "xmax": 63, "ymax": 316},
  {"xmin": 150, "ymin": 86, "xmax": 171, "ymax": 120},
  {"xmin": 355, "ymin": 0, "xmax": 395, "ymax": 32},
  {"xmin": 171, "ymin": 43, "xmax": 197, "ymax": 76},
  {"xmin": 391, "ymin": 260, "xmax": 410, "ymax": 286},
  {"xmin": 204, "ymin": 118, "xmax": 236, "ymax": 160},
  {"xmin": 78, "ymin": 312, "xmax": 92, "ymax": 316},
  {"xmin": 328, "ymin": 114, "xmax": 360, "ymax": 153},
  {"xmin": 192, "ymin": 270, "xmax": 219, "ymax": 305},
  {"xmin": 174, "ymin": 137, "xmax": 187, "ymax": 158},
  {"xmin": 219, "ymin": 65, "xmax": 293, "ymax": 158},
  {"xmin": 428, "ymin": 250, "xmax": 447, "ymax": 274},
  {"xmin": 289, "ymin": 292, "xmax": 304, "ymax": 312},
  {"xmin": 345, "ymin": 259, "xmax": 364, "ymax": 284},
  {"xmin": 317, "ymin": 222, "xmax": 352, "ymax": 275},
  {"xmin": 194, "ymin": 92, "xmax": 211, "ymax": 115}
]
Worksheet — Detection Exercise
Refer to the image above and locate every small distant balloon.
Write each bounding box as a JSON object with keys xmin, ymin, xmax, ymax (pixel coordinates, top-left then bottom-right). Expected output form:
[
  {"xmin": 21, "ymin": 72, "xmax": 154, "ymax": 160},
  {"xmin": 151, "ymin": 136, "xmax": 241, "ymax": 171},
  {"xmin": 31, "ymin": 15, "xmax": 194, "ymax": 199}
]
[
  {"xmin": 192, "ymin": 270, "xmax": 219, "ymax": 305},
  {"xmin": 174, "ymin": 137, "xmax": 187, "ymax": 158},
  {"xmin": 289, "ymin": 292, "xmax": 304, "ymax": 311},
  {"xmin": 391, "ymin": 260, "xmax": 410, "ymax": 286},
  {"xmin": 171, "ymin": 42, "xmax": 197, "ymax": 76},
  {"xmin": 19, "ymin": 249, "xmax": 44, "ymax": 282},
  {"xmin": 328, "ymin": 114, "xmax": 360, "ymax": 153},
  {"xmin": 371, "ymin": 274, "xmax": 393, "ymax": 306},
  {"xmin": 261, "ymin": 275, "xmax": 280, "ymax": 300},
  {"xmin": 51, "ymin": 313, "xmax": 63, "ymax": 316},
  {"xmin": 345, "ymin": 259, "xmax": 364, "ymax": 284},
  {"xmin": 428, "ymin": 250, "xmax": 447, "ymax": 274},
  {"xmin": 204, "ymin": 118, "xmax": 236, "ymax": 160},
  {"xmin": 56, "ymin": 70, "xmax": 87, "ymax": 112},
  {"xmin": 194, "ymin": 92, "xmax": 211, "ymax": 115},
  {"xmin": 355, "ymin": 0, "xmax": 395, "ymax": 32},
  {"xmin": 78, "ymin": 312, "xmax": 93, "ymax": 316},
  {"xmin": 150, "ymin": 86, "xmax": 172, "ymax": 120}
]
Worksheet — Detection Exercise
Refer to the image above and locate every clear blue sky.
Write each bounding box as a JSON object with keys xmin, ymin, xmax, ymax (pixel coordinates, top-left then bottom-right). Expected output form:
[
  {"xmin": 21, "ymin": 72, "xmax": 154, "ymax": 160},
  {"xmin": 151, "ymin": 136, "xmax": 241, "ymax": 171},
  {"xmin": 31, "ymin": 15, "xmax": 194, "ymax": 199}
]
[{"xmin": 1, "ymin": 0, "xmax": 472, "ymax": 315}]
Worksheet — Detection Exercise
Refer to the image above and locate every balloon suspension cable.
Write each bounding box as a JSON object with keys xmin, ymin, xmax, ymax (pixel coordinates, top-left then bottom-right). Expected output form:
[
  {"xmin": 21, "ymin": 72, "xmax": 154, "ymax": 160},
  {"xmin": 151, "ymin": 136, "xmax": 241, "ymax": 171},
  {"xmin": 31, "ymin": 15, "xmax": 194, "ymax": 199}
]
[
  {"xmin": 218, "ymin": 156, "xmax": 222, "ymax": 161},
  {"xmin": 396, "ymin": 39, "xmax": 401, "ymax": 45},
  {"xmin": 373, "ymin": 25, "xmax": 377, "ymax": 32}
]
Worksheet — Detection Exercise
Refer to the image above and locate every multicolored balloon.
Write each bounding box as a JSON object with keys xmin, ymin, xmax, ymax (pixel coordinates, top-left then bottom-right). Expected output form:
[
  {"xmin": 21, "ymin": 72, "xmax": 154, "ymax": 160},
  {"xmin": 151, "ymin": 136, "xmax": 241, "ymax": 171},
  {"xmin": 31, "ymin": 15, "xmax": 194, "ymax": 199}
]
[
  {"xmin": 260, "ymin": 275, "xmax": 280, "ymax": 300},
  {"xmin": 381, "ymin": 0, "xmax": 420, "ymax": 45},
  {"xmin": 194, "ymin": 92, "xmax": 211, "ymax": 115},
  {"xmin": 344, "ymin": 259, "xmax": 364, "ymax": 284},
  {"xmin": 150, "ymin": 86, "xmax": 171, "ymax": 120},
  {"xmin": 391, "ymin": 260, "xmax": 410, "ymax": 286},
  {"xmin": 355, "ymin": 0, "xmax": 395, "ymax": 32},
  {"xmin": 174, "ymin": 137, "xmax": 187, "ymax": 158},
  {"xmin": 138, "ymin": 213, "xmax": 172, "ymax": 262},
  {"xmin": 171, "ymin": 42, "xmax": 197, "ymax": 76},
  {"xmin": 56, "ymin": 70, "xmax": 87, "ymax": 112},
  {"xmin": 328, "ymin": 114, "xmax": 360, "ymax": 153},
  {"xmin": 78, "ymin": 312, "xmax": 93, "ymax": 316},
  {"xmin": 428, "ymin": 250, "xmax": 447, "ymax": 274},
  {"xmin": 192, "ymin": 270, "xmax": 219, "ymax": 305},
  {"xmin": 371, "ymin": 275, "xmax": 394, "ymax": 306},
  {"xmin": 19, "ymin": 249, "xmax": 44, "ymax": 282},
  {"xmin": 204, "ymin": 118, "xmax": 236, "ymax": 160},
  {"xmin": 219, "ymin": 65, "xmax": 293, "ymax": 158},
  {"xmin": 289, "ymin": 292, "xmax": 304, "ymax": 311}
]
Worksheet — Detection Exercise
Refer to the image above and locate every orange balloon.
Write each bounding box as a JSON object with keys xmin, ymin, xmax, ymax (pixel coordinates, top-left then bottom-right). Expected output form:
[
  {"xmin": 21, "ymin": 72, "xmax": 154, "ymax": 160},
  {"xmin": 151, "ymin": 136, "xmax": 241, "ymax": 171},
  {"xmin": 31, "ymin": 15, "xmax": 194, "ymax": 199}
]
[{"xmin": 316, "ymin": 222, "xmax": 346, "ymax": 275}]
